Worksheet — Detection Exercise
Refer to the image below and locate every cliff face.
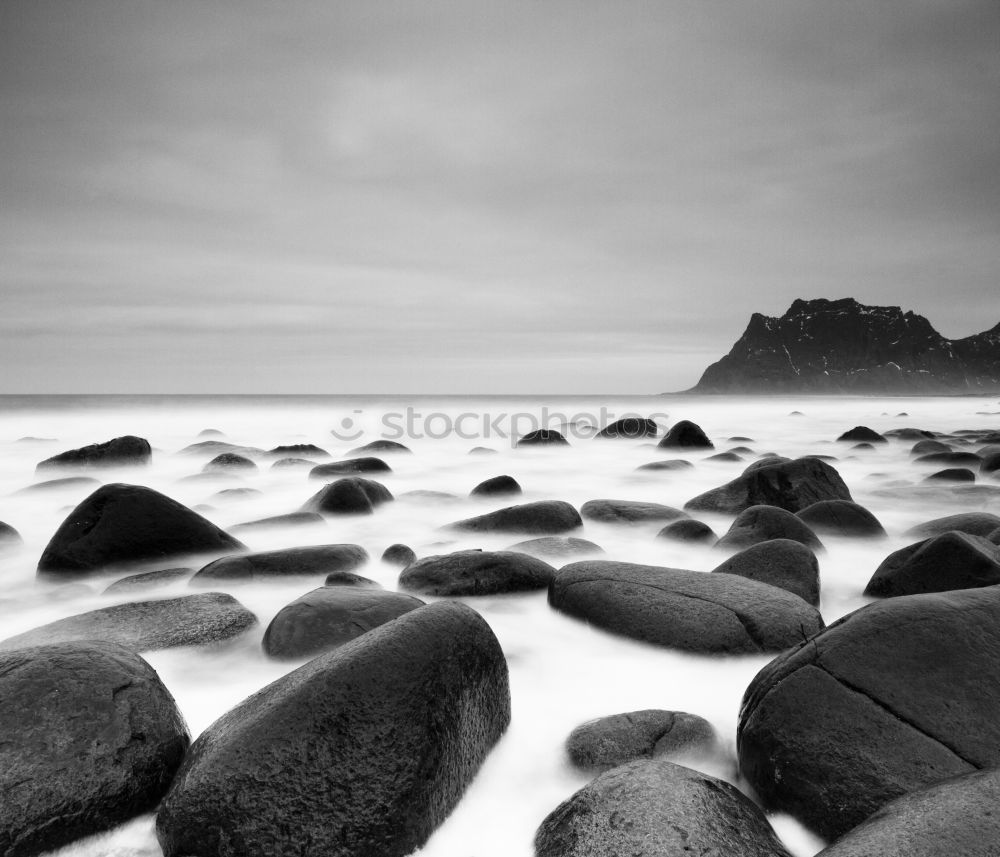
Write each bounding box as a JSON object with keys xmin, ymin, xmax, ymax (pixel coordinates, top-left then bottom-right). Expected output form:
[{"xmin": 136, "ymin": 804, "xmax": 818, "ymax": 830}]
[{"xmin": 692, "ymin": 298, "xmax": 1000, "ymax": 394}]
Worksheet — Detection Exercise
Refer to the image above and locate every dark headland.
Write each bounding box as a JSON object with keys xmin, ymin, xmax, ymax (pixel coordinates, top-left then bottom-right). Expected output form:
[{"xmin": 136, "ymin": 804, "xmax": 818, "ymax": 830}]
[{"xmin": 689, "ymin": 297, "xmax": 1000, "ymax": 394}]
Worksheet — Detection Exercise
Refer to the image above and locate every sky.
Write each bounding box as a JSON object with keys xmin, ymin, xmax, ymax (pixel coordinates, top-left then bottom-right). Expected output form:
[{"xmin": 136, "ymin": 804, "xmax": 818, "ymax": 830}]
[{"xmin": 1, "ymin": 0, "xmax": 998, "ymax": 394}]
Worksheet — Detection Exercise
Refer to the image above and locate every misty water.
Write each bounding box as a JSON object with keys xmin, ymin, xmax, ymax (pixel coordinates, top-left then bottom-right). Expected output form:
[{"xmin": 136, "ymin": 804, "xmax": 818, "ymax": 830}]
[{"xmin": 2, "ymin": 394, "xmax": 999, "ymax": 857}]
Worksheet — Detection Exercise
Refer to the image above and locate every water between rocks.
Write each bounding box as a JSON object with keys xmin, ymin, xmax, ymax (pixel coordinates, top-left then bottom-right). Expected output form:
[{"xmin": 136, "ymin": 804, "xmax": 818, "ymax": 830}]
[{"xmin": 1, "ymin": 393, "xmax": 997, "ymax": 857}]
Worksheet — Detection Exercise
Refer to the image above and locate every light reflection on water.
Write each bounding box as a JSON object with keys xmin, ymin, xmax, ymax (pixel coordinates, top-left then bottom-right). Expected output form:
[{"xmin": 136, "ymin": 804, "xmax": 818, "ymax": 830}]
[{"xmin": 2, "ymin": 394, "xmax": 998, "ymax": 857}]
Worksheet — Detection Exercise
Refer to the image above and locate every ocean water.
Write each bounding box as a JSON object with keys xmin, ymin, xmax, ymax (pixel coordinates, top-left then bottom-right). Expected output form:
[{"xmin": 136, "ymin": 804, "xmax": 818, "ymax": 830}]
[{"xmin": 2, "ymin": 393, "xmax": 999, "ymax": 857}]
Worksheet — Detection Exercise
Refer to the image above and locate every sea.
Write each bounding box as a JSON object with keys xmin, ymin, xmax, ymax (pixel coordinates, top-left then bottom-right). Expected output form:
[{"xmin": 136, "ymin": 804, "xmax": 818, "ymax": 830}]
[{"xmin": 2, "ymin": 393, "xmax": 998, "ymax": 857}]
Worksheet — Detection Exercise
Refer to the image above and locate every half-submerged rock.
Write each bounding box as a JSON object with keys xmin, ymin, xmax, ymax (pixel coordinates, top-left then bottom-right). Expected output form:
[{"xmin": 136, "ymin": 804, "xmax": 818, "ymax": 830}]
[
  {"xmin": 447, "ymin": 500, "xmax": 582, "ymax": 535},
  {"xmin": 400, "ymin": 549, "xmax": 556, "ymax": 596},
  {"xmin": 35, "ymin": 435, "xmax": 152, "ymax": 472},
  {"xmin": 191, "ymin": 544, "xmax": 369, "ymax": 583}
]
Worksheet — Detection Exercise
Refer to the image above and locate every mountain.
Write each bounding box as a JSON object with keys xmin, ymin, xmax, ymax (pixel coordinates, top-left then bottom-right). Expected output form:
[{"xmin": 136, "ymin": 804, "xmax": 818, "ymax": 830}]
[{"xmin": 691, "ymin": 298, "xmax": 1000, "ymax": 394}]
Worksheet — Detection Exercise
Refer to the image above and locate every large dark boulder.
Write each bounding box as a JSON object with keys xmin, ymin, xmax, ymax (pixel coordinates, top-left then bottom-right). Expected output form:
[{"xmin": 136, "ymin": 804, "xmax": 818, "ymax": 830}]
[
  {"xmin": 657, "ymin": 419, "xmax": 713, "ymax": 449},
  {"xmin": 447, "ymin": 500, "xmax": 582, "ymax": 535},
  {"xmin": 566, "ymin": 710, "xmax": 717, "ymax": 772},
  {"xmin": 36, "ymin": 483, "xmax": 246, "ymax": 579},
  {"xmin": 348, "ymin": 439, "xmax": 412, "ymax": 455},
  {"xmin": 910, "ymin": 439, "xmax": 952, "ymax": 456},
  {"xmin": 534, "ymin": 759, "xmax": 792, "ymax": 857},
  {"xmin": 0, "ymin": 593, "xmax": 258, "ymax": 652},
  {"xmin": 914, "ymin": 451, "xmax": 982, "ymax": 467},
  {"xmin": 715, "ymin": 505, "xmax": 824, "ymax": 551},
  {"xmin": 262, "ymin": 586, "xmax": 425, "ymax": 660},
  {"xmin": 381, "ymin": 543, "xmax": 417, "ymax": 567},
  {"xmin": 505, "ymin": 536, "xmax": 605, "ymax": 561},
  {"xmin": 816, "ymin": 768, "xmax": 1000, "ymax": 857},
  {"xmin": 399, "ymin": 549, "xmax": 555, "ymax": 596},
  {"xmin": 517, "ymin": 429, "xmax": 569, "ymax": 447},
  {"xmin": 795, "ymin": 499, "xmax": 886, "ymax": 538},
  {"xmin": 655, "ymin": 518, "xmax": 717, "ymax": 544},
  {"xmin": 36, "ymin": 435, "xmax": 152, "ymax": 472},
  {"xmin": 470, "ymin": 474, "xmax": 522, "ymax": 497},
  {"xmin": 191, "ymin": 544, "xmax": 369, "ymax": 583},
  {"xmin": 580, "ymin": 499, "xmax": 687, "ymax": 525},
  {"xmin": 738, "ymin": 587, "xmax": 1000, "ymax": 840},
  {"xmin": 301, "ymin": 477, "xmax": 393, "ymax": 515},
  {"xmin": 924, "ymin": 467, "xmax": 976, "ymax": 483},
  {"xmin": 712, "ymin": 539, "xmax": 820, "ymax": 606},
  {"xmin": 837, "ymin": 426, "xmax": 887, "ymax": 443},
  {"xmin": 202, "ymin": 453, "xmax": 256, "ymax": 473},
  {"xmin": 269, "ymin": 443, "xmax": 329, "ymax": 458},
  {"xmin": 155, "ymin": 601, "xmax": 510, "ymax": 857},
  {"xmin": 549, "ymin": 561, "xmax": 823, "ymax": 654},
  {"xmin": 865, "ymin": 532, "xmax": 1000, "ymax": 597},
  {"xmin": 309, "ymin": 457, "xmax": 392, "ymax": 478},
  {"xmin": 905, "ymin": 511, "xmax": 1000, "ymax": 539},
  {"xmin": 685, "ymin": 456, "xmax": 853, "ymax": 514},
  {"xmin": 595, "ymin": 417, "xmax": 659, "ymax": 439},
  {"xmin": 0, "ymin": 641, "xmax": 189, "ymax": 857},
  {"xmin": 0, "ymin": 520, "xmax": 23, "ymax": 553}
]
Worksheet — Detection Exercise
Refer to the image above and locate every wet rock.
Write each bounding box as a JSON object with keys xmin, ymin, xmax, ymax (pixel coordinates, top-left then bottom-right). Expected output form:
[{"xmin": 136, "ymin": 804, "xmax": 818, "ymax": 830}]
[
  {"xmin": 197, "ymin": 428, "xmax": 225, "ymax": 438},
  {"xmin": 837, "ymin": 426, "xmax": 887, "ymax": 443},
  {"xmin": 156, "ymin": 601, "xmax": 510, "ymax": 857},
  {"xmin": 685, "ymin": 456, "xmax": 853, "ymax": 515},
  {"xmin": 905, "ymin": 511, "xmax": 1000, "ymax": 539},
  {"xmin": 262, "ymin": 587, "xmax": 425, "ymax": 660},
  {"xmin": 715, "ymin": 505, "xmax": 824, "ymax": 551},
  {"xmin": 203, "ymin": 453, "xmax": 256, "ymax": 473},
  {"xmin": 37, "ymin": 483, "xmax": 246, "ymax": 579},
  {"xmin": 910, "ymin": 439, "xmax": 952, "ymax": 456},
  {"xmin": 270, "ymin": 457, "xmax": 316, "ymax": 469},
  {"xmin": 914, "ymin": 451, "xmax": 982, "ymax": 467},
  {"xmin": 35, "ymin": 435, "xmax": 152, "ymax": 473},
  {"xmin": 656, "ymin": 518, "xmax": 717, "ymax": 544},
  {"xmin": 176, "ymin": 440, "xmax": 265, "ymax": 458},
  {"xmin": 269, "ymin": 443, "xmax": 329, "ymax": 458},
  {"xmin": 15, "ymin": 476, "xmax": 102, "ymax": 495},
  {"xmin": 209, "ymin": 487, "xmax": 261, "ymax": 501},
  {"xmin": 400, "ymin": 549, "xmax": 555, "ymax": 596},
  {"xmin": 104, "ymin": 567, "xmax": 192, "ymax": 594},
  {"xmin": 594, "ymin": 417, "xmax": 659, "ymax": 439},
  {"xmin": 635, "ymin": 458, "xmax": 693, "ymax": 472},
  {"xmin": 657, "ymin": 419, "xmax": 713, "ymax": 449},
  {"xmin": 0, "ymin": 641, "xmax": 189, "ymax": 857},
  {"xmin": 566, "ymin": 710, "xmax": 717, "ymax": 772},
  {"xmin": 468, "ymin": 446, "xmax": 497, "ymax": 455},
  {"xmin": 580, "ymin": 499, "xmax": 687, "ymax": 525},
  {"xmin": 924, "ymin": 468, "xmax": 976, "ymax": 483},
  {"xmin": 865, "ymin": 532, "xmax": 1000, "ymax": 597},
  {"xmin": 549, "ymin": 561, "xmax": 823, "ymax": 654},
  {"xmin": 447, "ymin": 500, "xmax": 582, "ymax": 535},
  {"xmin": 0, "ymin": 520, "xmax": 23, "ymax": 553},
  {"xmin": 0, "ymin": 593, "xmax": 258, "ymax": 653},
  {"xmin": 381, "ymin": 543, "xmax": 417, "ymax": 567},
  {"xmin": 795, "ymin": 499, "xmax": 886, "ymax": 538},
  {"xmin": 302, "ymin": 477, "xmax": 393, "ymax": 515},
  {"xmin": 229, "ymin": 511, "xmax": 326, "ymax": 534},
  {"xmin": 310, "ymin": 457, "xmax": 392, "ymax": 478},
  {"xmin": 816, "ymin": 768, "xmax": 1000, "ymax": 857},
  {"xmin": 348, "ymin": 439, "xmax": 413, "ymax": 455},
  {"xmin": 398, "ymin": 489, "xmax": 460, "ymax": 502},
  {"xmin": 505, "ymin": 536, "xmax": 605, "ymax": 561},
  {"xmin": 192, "ymin": 544, "xmax": 369, "ymax": 583},
  {"xmin": 884, "ymin": 428, "xmax": 936, "ymax": 440},
  {"xmin": 470, "ymin": 474, "xmax": 522, "ymax": 497},
  {"xmin": 325, "ymin": 570, "xmax": 381, "ymax": 587},
  {"xmin": 516, "ymin": 429, "xmax": 569, "ymax": 447},
  {"xmin": 712, "ymin": 539, "xmax": 820, "ymax": 606},
  {"xmin": 738, "ymin": 587, "xmax": 1000, "ymax": 840},
  {"xmin": 980, "ymin": 452, "xmax": 1000, "ymax": 474},
  {"xmin": 534, "ymin": 759, "xmax": 792, "ymax": 857},
  {"xmin": 704, "ymin": 450, "xmax": 744, "ymax": 462}
]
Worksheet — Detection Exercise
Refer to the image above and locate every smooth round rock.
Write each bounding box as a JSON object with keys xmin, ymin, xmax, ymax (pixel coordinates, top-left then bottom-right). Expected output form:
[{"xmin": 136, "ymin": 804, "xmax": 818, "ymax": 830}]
[
  {"xmin": 269, "ymin": 443, "xmax": 329, "ymax": 458},
  {"xmin": 447, "ymin": 500, "xmax": 582, "ymax": 535},
  {"xmin": 504, "ymin": 536, "xmax": 605, "ymax": 561},
  {"xmin": 712, "ymin": 539, "xmax": 820, "ymax": 606},
  {"xmin": 795, "ymin": 499, "xmax": 886, "ymax": 538},
  {"xmin": 549, "ymin": 561, "xmax": 823, "ymax": 654},
  {"xmin": 580, "ymin": 499, "xmax": 687, "ymax": 525},
  {"xmin": 924, "ymin": 467, "xmax": 976, "ymax": 483},
  {"xmin": 348, "ymin": 439, "xmax": 412, "ymax": 455},
  {"xmin": 566, "ymin": 710, "xmax": 717, "ymax": 771},
  {"xmin": 399, "ymin": 549, "xmax": 556, "ymax": 596},
  {"xmin": 155, "ymin": 601, "xmax": 510, "ymax": 857},
  {"xmin": 715, "ymin": 505, "xmax": 824, "ymax": 551},
  {"xmin": 302, "ymin": 477, "xmax": 393, "ymax": 515},
  {"xmin": 262, "ymin": 587, "xmax": 425, "ymax": 660},
  {"xmin": 0, "ymin": 641, "xmax": 189, "ymax": 857},
  {"xmin": 635, "ymin": 458, "xmax": 693, "ymax": 472},
  {"xmin": 229, "ymin": 512, "xmax": 326, "ymax": 534},
  {"xmin": 837, "ymin": 426, "xmax": 887, "ymax": 443},
  {"xmin": 657, "ymin": 419, "xmax": 713, "ymax": 449},
  {"xmin": 192, "ymin": 544, "xmax": 369, "ymax": 583},
  {"xmin": 202, "ymin": 453, "xmax": 256, "ymax": 473},
  {"xmin": 470, "ymin": 474, "xmax": 522, "ymax": 497},
  {"xmin": 905, "ymin": 512, "xmax": 1000, "ymax": 539},
  {"xmin": 516, "ymin": 429, "xmax": 569, "ymax": 447},
  {"xmin": 595, "ymin": 417, "xmax": 658, "ymax": 439},
  {"xmin": 865, "ymin": 531, "xmax": 1000, "ymax": 597},
  {"xmin": 381, "ymin": 543, "xmax": 417, "ymax": 567},
  {"xmin": 309, "ymin": 457, "xmax": 392, "ymax": 478},
  {"xmin": 656, "ymin": 518, "xmax": 717, "ymax": 544},
  {"xmin": 534, "ymin": 759, "xmax": 792, "ymax": 857},
  {"xmin": 103, "ymin": 567, "xmax": 192, "ymax": 594},
  {"xmin": 36, "ymin": 435, "xmax": 152, "ymax": 472},
  {"xmin": 910, "ymin": 439, "xmax": 952, "ymax": 456}
]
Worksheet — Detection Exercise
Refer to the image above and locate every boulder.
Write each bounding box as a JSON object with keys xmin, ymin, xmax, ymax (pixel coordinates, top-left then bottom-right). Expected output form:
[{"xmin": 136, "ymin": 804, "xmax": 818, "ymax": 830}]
[
  {"xmin": 504, "ymin": 536, "xmax": 605, "ymax": 561},
  {"xmin": 347, "ymin": 439, "xmax": 412, "ymax": 455},
  {"xmin": 155, "ymin": 602, "xmax": 510, "ymax": 857},
  {"xmin": 104, "ymin": 567, "xmax": 192, "ymax": 594},
  {"xmin": 325, "ymin": 570, "xmax": 381, "ymax": 587},
  {"xmin": 865, "ymin": 532, "xmax": 1000, "ymax": 597},
  {"xmin": 399, "ymin": 549, "xmax": 556, "ymax": 596},
  {"xmin": 176, "ymin": 440, "xmax": 264, "ymax": 458},
  {"xmin": 36, "ymin": 483, "xmax": 245, "ymax": 579},
  {"xmin": 470, "ymin": 474, "xmax": 522, "ymax": 497},
  {"xmin": 657, "ymin": 419, "xmax": 713, "ymax": 449},
  {"xmin": 816, "ymin": 768, "xmax": 1000, "ymax": 857},
  {"xmin": 566, "ymin": 710, "xmax": 717, "ymax": 771},
  {"xmin": 447, "ymin": 500, "xmax": 582, "ymax": 535},
  {"xmin": 270, "ymin": 457, "xmax": 316, "ymax": 469},
  {"xmin": 0, "ymin": 593, "xmax": 258, "ymax": 652},
  {"xmin": 0, "ymin": 641, "xmax": 189, "ymax": 857},
  {"xmin": 192, "ymin": 544, "xmax": 369, "ymax": 583},
  {"xmin": 980, "ymin": 452, "xmax": 1000, "ymax": 474},
  {"xmin": 635, "ymin": 458, "xmax": 693, "ymax": 472},
  {"xmin": 15, "ymin": 476, "xmax": 101, "ymax": 494},
  {"xmin": 381, "ymin": 543, "xmax": 417, "ymax": 567},
  {"xmin": 738, "ymin": 587, "xmax": 1000, "ymax": 840},
  {"xmin": 203, "ymin": 453, "xmax": 256, "ymax": 473},
  {"xmin": 905, "ymin": 511, "xmax": 1000, "ymax": 539},
  {"xmin": 262, "ymin": 586, "xmax": 425, "ymax": 659},
  {"xmin": 595, "ymin": 417, "xmax": 659, "ymax": 439},
  {"xmin": 534, "ymin": 759, "xmax": 792, "ymax": 857},
  {"xmin": 268, "ymin": 443, "xmax": 329, "ymax": 458},
  {"xmin": 837, "ymin": 426, "xmax": 887, "ymax": 443},
  {"xmin": 229, "ymin": 511, "xmax": 325, "ymax": 534},
  {"xmin": 914, "ymin": 451, "xmax": 982, "ymax": 467},
  {"xmin": 309, "ymin": 457, "xmax": 392, "ymax": 478},
  {"xmin": 549, "ymin": 561, "xmax": 823, "ymax": 654},
  {"xmin": 704, "ymin": 450, "xmax": 744, "ymax": 462},
  {"xmin": 655, "ymin": 518, "xmax": 717, "ymax": 544},
  {"xmin": 685, "ymin": 456, "xmax": 853, "ymax": 514},
  {"xmin": 910, "ymin": 439, "xmax": 952, "ymax": 456},
  {"xmin": 795, "ymin": 499, "xmax": 886, "ymax": 538},
  {"xmin": 924, "ymin": 468, "xmax": 976, "ymax": 483},
  {"xmin": 516, "ymin": 429, "xmax": 569, "ymax": 447},
  {"xmin": 580, "ymin": 499, "xmax": 687, "ymax": 525},
  {"xmin": 36, "ymin": 435, "xmax": 152, "ymax": 472},
  {"xmin": 302, "ymin": 477, "xmax": 393, "ymax": 515},
  {"xmin": 712, "ymin": 539, "xmax": 820, "ymax": 606},
  {"xmin": 715, "ymin": 505, "xmax": 824, "ymax": 551},
  {"xmin": 0, "ymin": 520, "xmax": 23, "ymax": 553}
]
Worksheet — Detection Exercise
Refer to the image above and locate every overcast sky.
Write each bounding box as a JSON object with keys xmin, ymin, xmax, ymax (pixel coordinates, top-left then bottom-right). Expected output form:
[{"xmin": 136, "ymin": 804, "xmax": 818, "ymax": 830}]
[{"xmin": 1, "ymin": 1, "xmax": 998, "ymax": 393}]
